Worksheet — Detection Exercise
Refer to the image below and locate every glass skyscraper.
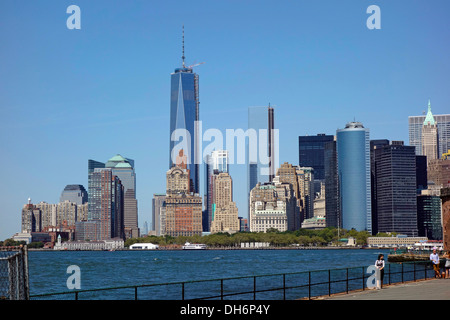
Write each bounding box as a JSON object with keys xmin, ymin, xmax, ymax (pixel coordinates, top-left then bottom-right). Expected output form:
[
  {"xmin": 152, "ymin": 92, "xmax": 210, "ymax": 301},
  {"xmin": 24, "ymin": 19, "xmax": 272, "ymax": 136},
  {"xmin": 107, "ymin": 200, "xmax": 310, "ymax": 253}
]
[
  {"xmin": 374, "ymin": 141, "xmax": 418, "ymax": 237},
  {"xmin": 87, "ymin": 155, "xmax": 138, "ymax": 238},
  {"xmin": 88, "ymin": 159, "xmax": 105, "ymax": 220},
  {"xmin": 370, "ymin": 139, "xmax": 389, "ymax": 235},
  {"xmin": 88, "ymin": 168, "xmax": 124, "ymax": 240},
  {"xmin": 247, "ymin": 105, "xmax": 276, "ymax": 194},
  {"xmin": 417, "ymin": 194, "xmax": 442, "ymax": 240},
  {"xmin": 152, "ymin": 193, "xmax": 166, "ymax": 236},
  {"xmin": 60, "ymin": 185, "xmax": 88, "ymax": 205},
  {"xmin": 336, "ymin": 122, "xmax": 371, "ymax": 233},
  {"xmin": 247, "ymin": 105, "xmax": 276, "ymax": 220},
  {"xmin": 298, "ymin": 134, "xmax": 334, "ymax": 181},
  {"xmin": 105, "ymin": 155, "xmax": 138, "ymax": 238},
  {"xmin": 209, "ymin": 150, "xmax": 229, "ymax": 174},
  {"xmin": 324, "ymin": 139, "xmax": 340, "ymax": 229},
  {"xmin": 169, "ymin": 58, "xmax": 200, "ymax": 194},
  {"xmin": 416, "ymin": 155, "xmax": 428, "ymax": 193},
  {"xmin": 248, "ymin": 163, "xmax": 258, "ymax": 194}
]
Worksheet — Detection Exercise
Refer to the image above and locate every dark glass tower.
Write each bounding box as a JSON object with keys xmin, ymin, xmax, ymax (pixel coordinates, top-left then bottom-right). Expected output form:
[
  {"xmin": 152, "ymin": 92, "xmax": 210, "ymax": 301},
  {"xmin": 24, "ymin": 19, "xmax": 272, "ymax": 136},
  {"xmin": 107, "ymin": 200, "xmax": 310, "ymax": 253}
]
[
  {"xmin": 88, "ymin": 159, "xmax": 105, "ymax": 220},
  {"xmin": 415, "ymin": 155, "xmax": 428, "ymax": 193},
  {"xmin": 169, "ymin": 27, "xmax": 200, "ymax": 194},
  {"xmin": 374, "ymin": 141, "xmax": 418, "ymax": 236},
  {"xmin": 248, "ymin": 162, "xmax": 258, "ymax": 194},
  {"xmin": 298, "ymin": 134, "xmax": 334, "ymax": 180},
  {"xmin": 324, "ymin": 139, "xmax": 340, "ymax": 229},
  {"xmin": 370, "ymin": 139, "xmax": 390, "ymax": 235},
  {"xmin": 417, "ymin": 194, "xmax": 442, "ymax": 240}
]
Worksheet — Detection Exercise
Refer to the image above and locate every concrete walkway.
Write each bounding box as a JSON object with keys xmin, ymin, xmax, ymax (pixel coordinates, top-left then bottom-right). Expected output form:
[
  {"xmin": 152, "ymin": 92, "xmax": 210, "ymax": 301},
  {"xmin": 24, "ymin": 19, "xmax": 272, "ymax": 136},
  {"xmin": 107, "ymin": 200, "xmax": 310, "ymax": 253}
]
[{"xmin": 320, "ymin": 278, "xmax": 450, "ymax": 300}]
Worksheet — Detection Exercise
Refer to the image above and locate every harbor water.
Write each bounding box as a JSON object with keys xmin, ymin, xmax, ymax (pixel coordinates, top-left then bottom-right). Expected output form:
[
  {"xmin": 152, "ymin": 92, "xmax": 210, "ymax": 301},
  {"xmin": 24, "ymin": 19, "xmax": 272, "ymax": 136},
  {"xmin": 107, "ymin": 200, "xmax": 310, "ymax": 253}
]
[{"xmin": 28, "ymin": 248, "xmax": 391, "ymax": 299}]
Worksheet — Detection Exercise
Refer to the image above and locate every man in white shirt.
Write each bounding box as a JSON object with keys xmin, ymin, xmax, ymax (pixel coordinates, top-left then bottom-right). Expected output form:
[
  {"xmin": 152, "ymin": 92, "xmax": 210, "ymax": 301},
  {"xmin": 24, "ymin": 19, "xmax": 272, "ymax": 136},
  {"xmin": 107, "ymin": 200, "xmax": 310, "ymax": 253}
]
[{"xmin": 430, "ymin": 248, "xmax": 441, "ymax": 278}]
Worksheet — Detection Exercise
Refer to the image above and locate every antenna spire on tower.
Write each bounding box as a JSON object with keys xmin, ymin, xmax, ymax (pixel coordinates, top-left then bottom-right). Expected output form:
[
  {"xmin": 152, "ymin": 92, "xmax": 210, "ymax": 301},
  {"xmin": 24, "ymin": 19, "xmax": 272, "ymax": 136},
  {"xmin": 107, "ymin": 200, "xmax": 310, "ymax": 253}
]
[{"xmin": 182, "ymin": 25, "xmax": 186, "ymax": 68}]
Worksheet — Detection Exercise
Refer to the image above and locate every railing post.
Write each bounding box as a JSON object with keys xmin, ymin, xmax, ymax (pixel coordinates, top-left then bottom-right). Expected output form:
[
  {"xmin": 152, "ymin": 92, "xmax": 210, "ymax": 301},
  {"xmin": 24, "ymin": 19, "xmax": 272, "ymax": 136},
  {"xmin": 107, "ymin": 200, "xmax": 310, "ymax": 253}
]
[
  {"xmin": 362, "ymin": 267, "xmax": 365, "ymax": 291},
  {"xmin": 75, "ymin": 292, "xmax": 78, "ymax": 300},
  {"xmin": 182, "ymin": 282, "xmax": 185, "ymax": 300},
  {"xmin": 135, "ymin": 286, "xmax": 138, "ymax": 300},
  {"xmin": 346, "ymin": 268, "xmax": 349, "ymax": 294},
  {"xmin": 308, "ymin": 271, "xmax": 311, "ymax": 300},
  {"xmin": 413, "ymin": 262, "xmax": 416, "ymax": 282},
  {"xmin": 388, "ymin": 264, "xmax": 391, "ymax": 285},
  {"xmin": 328, "ymin": 270, "xmax": 331, "ymax": 296},
  {"xmin": 21, "ymin": 245, "xmax": 30, "ymax": 300},
  {"xmin": 253, "ymin": 276, "xmax": 256, "ymax": 300},
  {"xmin": 283, "ymin": 274, "xmax": 286, "ymax": 300},
  {"xmin": 401, "ymin": 263, "xmax": 404, "ymax": 283},
  {"xmin": 221, "ymin": 279, "xmax": 224, "ymax": 300},
  {"xmin": 425, "ymin": 262, "xmax": 427, "ymax": 280},
  {"xmin": 15, "ymin": 255, "xmax": 20, "ymax": 300}
]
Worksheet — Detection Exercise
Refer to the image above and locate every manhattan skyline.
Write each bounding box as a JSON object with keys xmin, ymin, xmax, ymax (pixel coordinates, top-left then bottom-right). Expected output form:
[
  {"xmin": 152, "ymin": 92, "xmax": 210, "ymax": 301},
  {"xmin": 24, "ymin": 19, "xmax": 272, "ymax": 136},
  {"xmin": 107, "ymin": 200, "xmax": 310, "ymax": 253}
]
[{"xmin": 1, "ymin": 0, "xmax": 450, "ymax": 240}]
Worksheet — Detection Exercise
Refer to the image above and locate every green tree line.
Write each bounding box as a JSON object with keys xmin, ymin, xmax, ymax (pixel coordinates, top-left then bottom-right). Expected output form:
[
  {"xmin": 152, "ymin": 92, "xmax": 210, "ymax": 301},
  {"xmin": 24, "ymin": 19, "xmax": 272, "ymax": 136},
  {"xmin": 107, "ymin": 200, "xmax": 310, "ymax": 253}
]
[
  {"xmin": 0, "ymin": 239, "xmax": 44, "ymax": 248},
  {"xmin": 125, "ymin": 228, "xmax": 376, "ymax": 248},
  {"xmin": 0, "ymin": 239, "xmax": 26, "ymax": 247},
  {"xmin": 1, "ymin": 228, "xmax": 395, "ymax": 248}
]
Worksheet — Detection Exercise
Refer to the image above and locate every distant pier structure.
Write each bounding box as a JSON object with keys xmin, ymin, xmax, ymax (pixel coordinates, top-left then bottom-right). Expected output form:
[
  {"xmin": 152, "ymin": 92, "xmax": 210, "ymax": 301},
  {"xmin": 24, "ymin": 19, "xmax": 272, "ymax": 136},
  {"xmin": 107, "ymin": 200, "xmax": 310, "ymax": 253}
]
[{"xmin": 441, "ymin": 187, "xmax": 450, "ymax": 251}]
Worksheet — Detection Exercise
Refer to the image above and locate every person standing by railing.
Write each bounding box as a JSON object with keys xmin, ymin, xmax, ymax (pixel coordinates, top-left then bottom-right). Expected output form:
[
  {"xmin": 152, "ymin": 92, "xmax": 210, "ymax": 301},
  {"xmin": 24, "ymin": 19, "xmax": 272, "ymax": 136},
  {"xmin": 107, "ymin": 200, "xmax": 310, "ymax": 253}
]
[
  {"xmin": 443, "ymin": 251, "xmax": 450, "ymax": 279},
  {"xmin": 375, "ymin": 254, "xmax": 385, "ymax": 289},
  {"xmin": 430, "ymin": 248, "xmax": 441, "ymax": 278}
]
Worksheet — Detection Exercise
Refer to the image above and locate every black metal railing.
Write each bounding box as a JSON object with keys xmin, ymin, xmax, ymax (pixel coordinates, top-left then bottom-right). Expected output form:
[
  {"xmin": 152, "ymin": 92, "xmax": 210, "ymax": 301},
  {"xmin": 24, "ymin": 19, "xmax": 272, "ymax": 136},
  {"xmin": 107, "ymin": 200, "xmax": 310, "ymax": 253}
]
[{"xmin": 29, "ymin": 260, "xmax": 439, "ymax": 300}]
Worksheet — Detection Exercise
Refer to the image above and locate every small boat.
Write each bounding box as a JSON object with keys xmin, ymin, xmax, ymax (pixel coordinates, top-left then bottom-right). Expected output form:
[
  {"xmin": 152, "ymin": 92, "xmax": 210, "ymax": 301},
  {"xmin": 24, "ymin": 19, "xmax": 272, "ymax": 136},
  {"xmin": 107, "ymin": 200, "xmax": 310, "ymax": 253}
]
[
  {"xmin": 182, "ymin": 242, "xmax": 207, "ymax": 250},
  {"xmin": 129, "ymin": 243, "xmax": 159, "ymax": 250}
]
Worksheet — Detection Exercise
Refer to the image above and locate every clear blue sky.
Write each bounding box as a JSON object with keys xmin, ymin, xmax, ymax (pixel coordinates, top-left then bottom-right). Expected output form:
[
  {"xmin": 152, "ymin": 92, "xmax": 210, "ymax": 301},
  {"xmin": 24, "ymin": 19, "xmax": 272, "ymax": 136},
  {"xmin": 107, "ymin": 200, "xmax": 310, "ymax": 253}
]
[{"xmin": 1, "ymin": 0, "xmax": 449, "ymax": 240}]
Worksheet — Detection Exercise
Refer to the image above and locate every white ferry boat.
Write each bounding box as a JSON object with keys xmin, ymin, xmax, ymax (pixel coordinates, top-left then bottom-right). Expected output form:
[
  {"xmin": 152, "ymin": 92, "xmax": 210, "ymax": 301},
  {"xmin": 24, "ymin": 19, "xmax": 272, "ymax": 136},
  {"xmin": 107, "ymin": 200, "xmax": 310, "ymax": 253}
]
[
  {"xmin": 182, "ymin": 242, "xmax": 207, "ymax": 250},
  {"xmin": 129, "ymin": 243, "xmax": 159, "ymax": 250}
]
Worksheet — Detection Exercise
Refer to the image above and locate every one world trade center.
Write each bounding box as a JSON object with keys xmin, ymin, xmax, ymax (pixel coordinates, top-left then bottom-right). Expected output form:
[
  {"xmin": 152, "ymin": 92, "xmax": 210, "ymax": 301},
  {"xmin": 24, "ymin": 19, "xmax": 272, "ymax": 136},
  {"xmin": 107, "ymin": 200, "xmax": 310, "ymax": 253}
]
[{"xmin": 169, "ymin": 26, "xmax": 200, "ymax": 193}]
